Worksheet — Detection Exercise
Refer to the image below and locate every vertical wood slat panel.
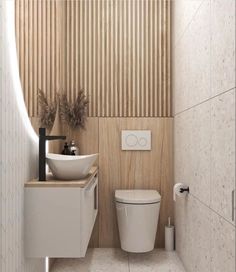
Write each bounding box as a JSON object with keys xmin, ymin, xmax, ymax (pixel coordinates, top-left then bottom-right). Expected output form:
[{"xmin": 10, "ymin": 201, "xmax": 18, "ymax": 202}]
[
  {"xmin": 33, "ymin": 0, "xmax": 37, "ymax": 115},
  {"xmin": 46, "ymin": 0, "xmax": 51, "ymax": 103},
  {"xmin": 42, "ymin": 1, "xmax": 46, "ymax": 101},
  {"xmin": 51, "ymin": 1, "xmax": 55, "ymax": 103},
  {"xmin": 158, "ymin": 0, "xmax": 162, "ymax": 116},
  {"xmin": 19, "ymin": 0, "xmax": 24, "ymax": 96},
  {"xmin": 15, "ymin": 0, "xmax": 171, "ymax": 118},
  {"xmin": 93, "ymin": 0, "xmax": 97, "ymax": 116},
  {"xmin": 167, "ymin": 0, "xmax": 172, "ymax": 117},
  {"xmin": 88, "ymin": 0, "xmax": 93, "ymax": 117},
  {"xmin": 154, "ymin": 0, "xmax": 158, "ymax": 117},
  {"xmin": 24, "ymin": 0, "xmax": 29, "ymax": 113}
]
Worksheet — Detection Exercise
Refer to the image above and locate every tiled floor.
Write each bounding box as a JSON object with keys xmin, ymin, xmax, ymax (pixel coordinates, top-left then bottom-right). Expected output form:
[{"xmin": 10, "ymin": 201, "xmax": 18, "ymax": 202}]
[{"xmin": 51, "ymin": 248, "xmax": 186, "ymax": 272}]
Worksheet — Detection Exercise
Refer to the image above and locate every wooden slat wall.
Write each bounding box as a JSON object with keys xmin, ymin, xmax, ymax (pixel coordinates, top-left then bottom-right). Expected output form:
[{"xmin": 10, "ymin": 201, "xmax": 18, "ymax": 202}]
[{"xmin": 15, "ymin": 0, "xmax": 171, "ymax": 118}]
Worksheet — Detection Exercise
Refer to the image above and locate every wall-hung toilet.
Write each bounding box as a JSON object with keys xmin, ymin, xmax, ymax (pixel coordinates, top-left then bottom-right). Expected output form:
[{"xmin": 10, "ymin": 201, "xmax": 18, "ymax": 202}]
[{"xmin": 115, "ymin": 189, "xmax": 161, "ymax": 253}]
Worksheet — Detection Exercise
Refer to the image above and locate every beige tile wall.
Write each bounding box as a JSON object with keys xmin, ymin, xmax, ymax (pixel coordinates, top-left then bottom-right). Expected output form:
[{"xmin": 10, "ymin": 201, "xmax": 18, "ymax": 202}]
[{"xmin": 173, "ymin": 0, "xmax": 235, "ymax": 271}]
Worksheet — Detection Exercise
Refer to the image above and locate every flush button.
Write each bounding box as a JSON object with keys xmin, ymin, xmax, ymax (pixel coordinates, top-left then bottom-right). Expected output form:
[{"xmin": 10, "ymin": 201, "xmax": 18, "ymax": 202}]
[
  {"xmin": 139, "ymin": 137, "xmax": 147, "ymax": 146},
  {"xmin": 126, "ymin": 134, "xmax": 138, "ymax": 147},
  {"xmin": 122, "ymin": 130, "xmax": 151, "ymax": 150}
]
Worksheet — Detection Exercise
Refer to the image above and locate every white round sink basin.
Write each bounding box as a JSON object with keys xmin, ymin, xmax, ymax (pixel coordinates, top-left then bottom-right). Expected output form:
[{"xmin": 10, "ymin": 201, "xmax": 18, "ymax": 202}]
[{"xmin": 46, "ymin": 153, "xmax": 98, "ymax": 180}]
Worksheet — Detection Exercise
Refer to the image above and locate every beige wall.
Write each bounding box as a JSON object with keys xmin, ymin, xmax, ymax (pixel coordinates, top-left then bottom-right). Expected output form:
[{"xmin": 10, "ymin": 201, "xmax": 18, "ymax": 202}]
[{"xmin": 173, "ymin": 0, "xmax": 235, "ymax": 271}]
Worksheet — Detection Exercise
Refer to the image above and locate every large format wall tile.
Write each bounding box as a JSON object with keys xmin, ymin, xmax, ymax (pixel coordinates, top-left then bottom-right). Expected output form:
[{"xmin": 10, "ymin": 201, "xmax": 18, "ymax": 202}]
[
  {"xmin": 211, "ymin": 0, "xmax": 236, "ymax": 96},
  {"xmin": 185, "ymin": 0, "xmax": 211, "ymax": 108},
  {"xmin": 175, "ymin": 197, "xmax": 189, "ymax": 267},
  {"xmin": 210, "ymin": 90, "xmax": 235, "ymax": 223},
  {"xmin": 210, "ymin": 213, "xmax": 235, "ymax": 272},
  {"xmin": 187, "ymin": 196, "xmax": 211, "ymax": 272},
  {"xmin": 174, "ymin": 0, "xmax": 236, "ymax": 271},
  {"xmin": 190, "ymin": 102, "xmax": 211, "ymax": 205},
  {"xmin": 174, "ymin": 0, "xmax": 211, "ymax": 114},
  {"xmin": 174, "ymin": 111, "xmax": 192, "ymax": 188},
  {"xmin": 173, "ymin": 43, "xmax": 190, "ymax": 114},
  {"xmin": 175, "ymin": 101, "xmax": 211, "ymax": 206},
  {"xmin": 175, "ymin": 195, "xmax": 211, "ymax": 272},
  {"xmin": 176, "ymin": 194, "xmax": 235, "ymax": 272},
  {"xmin": 173, "ymin": 0, "xmax": 203, "ymax": 47}
]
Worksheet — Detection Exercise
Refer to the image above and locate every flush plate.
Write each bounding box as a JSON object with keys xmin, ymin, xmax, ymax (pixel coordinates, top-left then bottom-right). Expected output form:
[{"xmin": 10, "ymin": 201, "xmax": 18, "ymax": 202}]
[{"xmin": 121, "ymin": 130, "xmax": 151, "ymax": 150}]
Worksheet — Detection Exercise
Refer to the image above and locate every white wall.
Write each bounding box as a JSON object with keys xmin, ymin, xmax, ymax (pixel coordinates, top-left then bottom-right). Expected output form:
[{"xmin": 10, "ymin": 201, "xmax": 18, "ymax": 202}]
[
  {"xmin": 0, "ymin": 1, "xmax": 44, "ymax": 271},
  {"xmin": 173, "ymin": 0, "xmax": 235, "ymax": 271}
]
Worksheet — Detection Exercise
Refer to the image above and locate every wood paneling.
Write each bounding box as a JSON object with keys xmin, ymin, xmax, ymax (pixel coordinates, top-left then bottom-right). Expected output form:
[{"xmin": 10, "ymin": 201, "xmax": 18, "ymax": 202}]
[
  {"xmin": 15, "ymin": 0, "xmax": 172, "ymax": 118},
  {"xmin": 98, "ymin": 118, "xmax": 173, "ymax": 247}
]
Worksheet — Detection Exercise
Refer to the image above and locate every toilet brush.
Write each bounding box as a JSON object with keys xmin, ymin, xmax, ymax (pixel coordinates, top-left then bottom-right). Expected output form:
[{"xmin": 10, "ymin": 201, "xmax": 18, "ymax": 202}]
[{"xmin": 165, "ymin": 217, "xmax": 175, "ymax": 251}]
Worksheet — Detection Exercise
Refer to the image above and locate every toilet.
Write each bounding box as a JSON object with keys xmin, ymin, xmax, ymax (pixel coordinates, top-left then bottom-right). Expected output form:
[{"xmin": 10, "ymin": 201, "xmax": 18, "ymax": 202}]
[{"xmin": 115, "ymin": 189, "xmax": 161, "ymax": 253}]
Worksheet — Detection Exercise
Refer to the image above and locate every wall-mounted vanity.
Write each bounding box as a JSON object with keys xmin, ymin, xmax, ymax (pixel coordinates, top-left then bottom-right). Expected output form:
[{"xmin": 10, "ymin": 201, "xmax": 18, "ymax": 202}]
[{"xmin": 24, "ymin": 166, "xmax": 98, "ymax": 258}]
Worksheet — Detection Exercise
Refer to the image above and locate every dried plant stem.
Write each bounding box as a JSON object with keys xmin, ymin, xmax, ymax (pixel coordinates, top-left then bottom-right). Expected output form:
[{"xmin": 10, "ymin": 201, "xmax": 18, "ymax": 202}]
[
  {"xmin": 59, "ymin": 90, "xmax": 89, "ymax": 130},
  {"xmin": 37, "ymin": 89, "xmax": 57, "ymax": 131}
]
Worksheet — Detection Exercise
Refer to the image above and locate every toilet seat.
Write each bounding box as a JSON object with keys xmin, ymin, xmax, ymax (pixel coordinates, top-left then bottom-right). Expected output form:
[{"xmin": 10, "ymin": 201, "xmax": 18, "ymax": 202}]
[{"xmin": 115, "ymin": 190, "xmax": 161, "ymax": 204}]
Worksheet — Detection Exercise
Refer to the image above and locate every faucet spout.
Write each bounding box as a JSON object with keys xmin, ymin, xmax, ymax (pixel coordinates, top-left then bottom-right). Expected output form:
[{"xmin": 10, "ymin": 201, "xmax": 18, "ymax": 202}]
[
  {"xmin": 45, "ymin": 135, "xmax": 66, "ymax": 141},
  {"xmin": 38, "ymin": 128, "xmax": 66, "ymax": 181}
]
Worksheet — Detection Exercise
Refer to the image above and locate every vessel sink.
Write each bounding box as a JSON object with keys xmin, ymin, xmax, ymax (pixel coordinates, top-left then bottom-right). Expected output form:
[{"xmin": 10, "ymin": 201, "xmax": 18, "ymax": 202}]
[{"xmin": 46, "ymin": 153, "xmax": 98, "ymax": 180}]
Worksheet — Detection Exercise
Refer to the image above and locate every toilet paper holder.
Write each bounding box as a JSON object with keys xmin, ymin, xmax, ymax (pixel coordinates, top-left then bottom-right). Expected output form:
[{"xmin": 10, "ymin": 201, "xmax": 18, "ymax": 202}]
[
  {"xmin": 173, "ymin": 183, "xmax": 190, "ymax": 201},
  {"xmin": 179, "ymin": 187, "xmax": 189, "ymax": 193}
]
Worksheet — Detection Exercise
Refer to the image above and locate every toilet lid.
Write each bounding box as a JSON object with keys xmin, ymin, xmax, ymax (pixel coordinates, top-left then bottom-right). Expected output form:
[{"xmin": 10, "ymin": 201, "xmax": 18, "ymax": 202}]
[{"xmin": 115, "ymin": 190, "xmax": 161, "ymax": 204}]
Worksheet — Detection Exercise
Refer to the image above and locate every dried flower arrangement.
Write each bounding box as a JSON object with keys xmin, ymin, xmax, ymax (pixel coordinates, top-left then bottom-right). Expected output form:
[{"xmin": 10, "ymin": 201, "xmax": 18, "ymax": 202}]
[
  {"xmin": 59, "ymin": 90, "xmax": 89, "ymax": 130},
  {"xmin": 37, "ymin": 89, "xmax": 57, "ymax": 131}
]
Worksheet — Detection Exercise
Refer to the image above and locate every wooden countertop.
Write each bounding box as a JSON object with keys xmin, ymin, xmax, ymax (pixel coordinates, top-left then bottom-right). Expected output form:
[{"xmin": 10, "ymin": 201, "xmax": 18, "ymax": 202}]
[{"xmin": 25, "ymin": 166, "xmax": 98, "ymax": 188}]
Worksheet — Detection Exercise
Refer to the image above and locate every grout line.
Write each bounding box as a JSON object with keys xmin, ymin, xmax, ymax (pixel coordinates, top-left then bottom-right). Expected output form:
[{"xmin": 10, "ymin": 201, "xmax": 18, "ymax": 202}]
[
  {"xmin": 189, "ymin": 193, "xmax": 236, "ymax": 227},
  {"xmin": 174, "ymin": 87, "xmax": 236, "ymax": 117},
  {"xmin": 174, "ymin": 0, "xmax": 205, "ymax": 49},
  {"xmin": 209, "ymin": 1, "xmax": 213, "ymax": 266}
]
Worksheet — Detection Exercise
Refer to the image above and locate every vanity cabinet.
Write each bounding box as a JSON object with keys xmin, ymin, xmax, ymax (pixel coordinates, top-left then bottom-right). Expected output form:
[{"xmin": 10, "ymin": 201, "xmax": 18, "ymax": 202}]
[{"xmin": 24, "ymin": 167, "xmax": 98, "ymax": 258}]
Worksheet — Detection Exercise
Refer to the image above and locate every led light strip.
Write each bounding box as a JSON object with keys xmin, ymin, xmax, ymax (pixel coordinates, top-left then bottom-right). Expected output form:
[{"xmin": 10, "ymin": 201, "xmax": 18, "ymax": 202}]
[{"xmin": 5, "ymin": 0, "xmax": 38, "ymax": 144}]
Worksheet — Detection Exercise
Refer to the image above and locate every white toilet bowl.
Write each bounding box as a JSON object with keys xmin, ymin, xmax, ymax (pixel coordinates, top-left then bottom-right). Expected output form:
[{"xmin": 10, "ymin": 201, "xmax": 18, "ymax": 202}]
[{"xmin": 115, "ymin": 190, "xmax": 161, "ymax": 253}]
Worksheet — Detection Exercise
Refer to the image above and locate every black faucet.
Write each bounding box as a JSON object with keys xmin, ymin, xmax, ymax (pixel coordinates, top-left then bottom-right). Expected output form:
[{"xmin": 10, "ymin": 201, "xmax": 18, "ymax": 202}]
[{"xmin": 39, "ymin": 127, "xmax": 66, "ymax": 181}]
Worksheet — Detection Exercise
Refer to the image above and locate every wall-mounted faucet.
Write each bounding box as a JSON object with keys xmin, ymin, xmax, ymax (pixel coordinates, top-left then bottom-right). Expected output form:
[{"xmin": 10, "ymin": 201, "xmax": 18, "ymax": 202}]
[{"xmin": 39, "ymin": 127, "xmax": 66, "ymax": 181}]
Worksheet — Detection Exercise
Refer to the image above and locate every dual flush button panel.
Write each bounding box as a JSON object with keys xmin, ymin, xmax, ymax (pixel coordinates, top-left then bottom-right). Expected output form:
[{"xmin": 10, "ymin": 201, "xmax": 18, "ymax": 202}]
[{"xmin": 121, "ymin": 130, "xmax": 151, "ymax": 151}]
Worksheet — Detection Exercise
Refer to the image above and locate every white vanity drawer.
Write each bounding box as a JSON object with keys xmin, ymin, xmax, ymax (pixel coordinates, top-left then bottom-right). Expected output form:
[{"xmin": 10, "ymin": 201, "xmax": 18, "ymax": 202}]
[
  {"xmin": 81, "ymin": 175, "xmax": 98, "ymax": 255},
  {"xmin": 24, "ymin": 169, "xmax": 99, "ymax": 258}
]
